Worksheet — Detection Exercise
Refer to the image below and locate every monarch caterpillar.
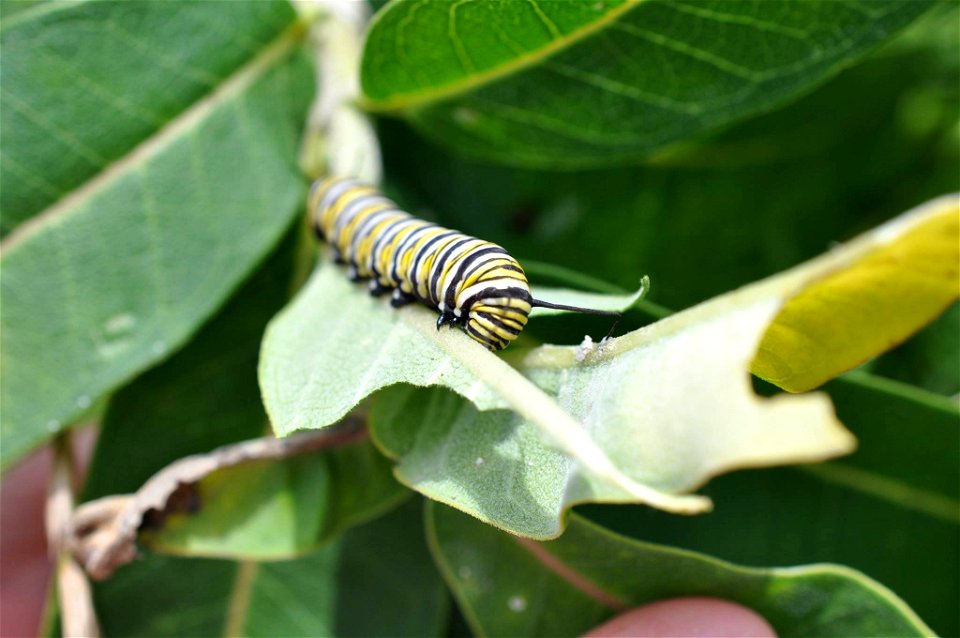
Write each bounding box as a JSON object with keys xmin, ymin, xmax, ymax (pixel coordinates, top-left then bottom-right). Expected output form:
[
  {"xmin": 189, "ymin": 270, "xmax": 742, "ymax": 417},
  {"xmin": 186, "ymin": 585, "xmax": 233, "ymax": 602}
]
[{"xmin": 308, "ymin": 177, "xmax": 619, "ymax": 350}]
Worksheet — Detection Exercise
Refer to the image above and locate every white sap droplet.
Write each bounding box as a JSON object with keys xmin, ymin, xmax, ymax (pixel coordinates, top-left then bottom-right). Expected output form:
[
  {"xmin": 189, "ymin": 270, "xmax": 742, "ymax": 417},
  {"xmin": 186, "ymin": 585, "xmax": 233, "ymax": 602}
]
[
  {"xmin": 575, "ymin": 335, "xmax": 595, "ymax": 363},
  {"xmin": 508, "ymin": 596, "xmax": 527, "ymax": 612},
  {"xmin": 459, "ymin": 566, "xmax": 473, "ymax": 580},
  {"xmin": 76, "ymin": 395, "xmax": 91, "ymax": 409},
  {"xmin": 46, "ymin": 419, "xmax": 61, "ymax": 432},
  {"xmin": 152, "ymin": 341, "xmax": 167, "ymax": 355},
  {"xmin": 475, "ymin": 457, "xmax": 485, "ymax": 466}
]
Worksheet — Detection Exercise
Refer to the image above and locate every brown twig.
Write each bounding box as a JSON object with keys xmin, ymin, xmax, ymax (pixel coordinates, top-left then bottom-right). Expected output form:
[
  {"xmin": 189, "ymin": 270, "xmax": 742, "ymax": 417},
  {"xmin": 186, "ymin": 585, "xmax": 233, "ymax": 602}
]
[{"xmin": 48, "ymin": 432, "xmax": 101, "ymax": 638}]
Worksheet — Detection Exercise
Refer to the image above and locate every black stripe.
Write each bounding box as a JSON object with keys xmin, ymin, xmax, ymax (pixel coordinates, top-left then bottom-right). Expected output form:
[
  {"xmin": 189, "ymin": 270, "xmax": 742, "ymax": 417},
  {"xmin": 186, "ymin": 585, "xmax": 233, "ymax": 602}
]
[
  {"xmin": 465, "ymin": 262, "xmax": 526, "ymax": 289},
  {"xmin": 370, "ymin": 216, "xmax": 405, "ymax": 252},
  {"xmin": 443, "ymin": 246, "xmax": 508, "ymax": 311},
  {"xmin": 410, "ymin": 231, "xmax": 459, "ymax": 300},
  {"xmin": 459, "ymin": 254, "xmax": 521, "ymax": 284},
  {"xmin": 458, "ymin": 285, "xmax": 532, "ymax": 316},
  {"xmin": 477, "ymin": 311, "xmax": 523, "ymax": 335},
  {"xmin": 429, "ymin": 236, "xmax": 475, "ymax": 306},
  {"xmin": 467, "ymin": 323, "xmax": 499, "ymax": 349},
  {"xmin": 371, "ymin": 216, "xmax": 415, "ymax": 277},
  {"xmin": 390, "ymin": 222, "xmax": 436, "ymax": 285}
]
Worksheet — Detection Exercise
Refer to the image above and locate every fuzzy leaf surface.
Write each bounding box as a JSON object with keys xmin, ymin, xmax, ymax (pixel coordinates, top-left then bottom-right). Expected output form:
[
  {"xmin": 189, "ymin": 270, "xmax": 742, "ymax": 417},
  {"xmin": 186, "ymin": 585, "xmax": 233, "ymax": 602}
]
[
  {"xmin": 264, "ymin": 196, "xmax": 950, "ymax": 537},
  {"xmin": 260, "ymin": 273, "xmax": 707, "ymax": 516}
]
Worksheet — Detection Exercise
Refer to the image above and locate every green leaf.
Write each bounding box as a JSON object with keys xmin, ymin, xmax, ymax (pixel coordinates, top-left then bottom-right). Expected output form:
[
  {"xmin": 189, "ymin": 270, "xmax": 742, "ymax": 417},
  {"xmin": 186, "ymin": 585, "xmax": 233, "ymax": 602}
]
[
  {"xmin": 0, "ymin": 1, "xmax": 313, "ymax": 468},
  {"xmin": 872, "ymin": 302, "xmax": 960, "ymax": 396},
  {"xmin": 140, "ymin": 435, "xmax": 408, "ymax": 560},
  {"xmin": 584, "ymin": 371, "xmax": 959, "ymax": 636},
  {"xmin": 1, "ymin": 1, "xmax": 296, "ymax": 234},
  {"xmin": 361, "ymin": 0, "xmax": 933, "ymax": 168},
  {"xmin": 83, "ymin": 231, "xmax": 298, "ymax": 499},
  {"xmin": 427, "ymin": 502, "xmax": 933, "ymax": 638},
  {"xmin": 92, "ymin": 500, "xmax": 448, "ymax": 638}
]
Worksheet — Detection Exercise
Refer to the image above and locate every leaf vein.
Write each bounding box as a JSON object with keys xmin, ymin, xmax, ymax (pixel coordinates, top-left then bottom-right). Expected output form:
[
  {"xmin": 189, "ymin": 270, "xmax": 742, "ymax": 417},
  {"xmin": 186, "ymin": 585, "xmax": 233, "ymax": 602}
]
[
  {"xmin": 610, "ymin": 22, "xmax": 761, "ymax": 81},
  {"xmin": 525, "ymin": 0, "xmax": 563, "ymax": 39}
]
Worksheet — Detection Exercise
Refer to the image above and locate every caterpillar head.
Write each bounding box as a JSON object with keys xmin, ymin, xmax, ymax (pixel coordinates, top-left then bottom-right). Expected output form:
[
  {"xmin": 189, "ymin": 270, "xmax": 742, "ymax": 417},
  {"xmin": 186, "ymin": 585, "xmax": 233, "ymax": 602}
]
[{"xmin": 459, "ymin": 286, "xmax": 532, "ymax": 351}]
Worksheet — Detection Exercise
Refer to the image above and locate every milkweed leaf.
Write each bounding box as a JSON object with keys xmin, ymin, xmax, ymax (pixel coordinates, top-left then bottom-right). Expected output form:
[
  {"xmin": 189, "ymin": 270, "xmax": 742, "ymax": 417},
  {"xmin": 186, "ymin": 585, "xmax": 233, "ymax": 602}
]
[
  {"xmin": 360, "ymin": 0, "xmax": 934, "ymax": 168},
  {"xmin": 427, "ymin": 503, "xmax": 934, "ymax": 637},
  {"xmin": 261, "ymin": 195, "xmax": 952, "ymax": 537},
  {"xmin": 0, "ymin": 2, "xmax": 312, "ymax": 468}
]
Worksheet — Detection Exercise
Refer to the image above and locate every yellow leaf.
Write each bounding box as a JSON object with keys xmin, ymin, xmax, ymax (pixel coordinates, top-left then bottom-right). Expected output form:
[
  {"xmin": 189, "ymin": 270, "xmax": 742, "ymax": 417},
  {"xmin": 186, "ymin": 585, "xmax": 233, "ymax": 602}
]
[{"xmin": 753, "ymin": 195, "xmax": 959, "ymax": 392}]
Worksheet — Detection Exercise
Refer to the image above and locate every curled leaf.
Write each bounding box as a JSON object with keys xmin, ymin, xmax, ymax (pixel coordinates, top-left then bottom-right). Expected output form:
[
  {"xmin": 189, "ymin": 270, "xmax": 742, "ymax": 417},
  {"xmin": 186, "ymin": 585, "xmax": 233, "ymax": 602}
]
[
  {"xmin": 753, "ymin": 194, "xmax": 960, "ymax": 391},
  {"xmin": 70, "ymin": 423, "xmax": 366, "ymax": 580}
]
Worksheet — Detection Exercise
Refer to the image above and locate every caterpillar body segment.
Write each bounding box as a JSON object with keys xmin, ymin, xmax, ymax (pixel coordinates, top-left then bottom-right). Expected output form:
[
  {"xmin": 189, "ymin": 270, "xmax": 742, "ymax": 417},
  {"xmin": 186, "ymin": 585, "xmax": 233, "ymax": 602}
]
[{"xmin": 308, "ymin": 177, "xmax": 616, "ymax": 351}]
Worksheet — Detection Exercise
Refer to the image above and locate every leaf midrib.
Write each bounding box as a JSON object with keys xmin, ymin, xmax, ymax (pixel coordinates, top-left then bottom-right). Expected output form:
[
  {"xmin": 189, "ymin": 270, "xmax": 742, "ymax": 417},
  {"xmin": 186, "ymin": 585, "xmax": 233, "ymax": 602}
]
[
  {"xmin": 360, "ymin": 0, "xmax": 645, "ymax": 113},
  {"xmin": 0, "ymin": 20, "xmax": 306, "ymax": 254}
]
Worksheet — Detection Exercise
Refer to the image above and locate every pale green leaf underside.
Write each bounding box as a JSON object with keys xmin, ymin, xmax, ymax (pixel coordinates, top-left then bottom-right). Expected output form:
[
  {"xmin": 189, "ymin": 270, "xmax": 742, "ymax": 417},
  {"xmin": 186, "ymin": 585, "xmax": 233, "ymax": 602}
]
[
  {"xmin": 0, "ymin": 3, "xmax": 312, "ymax": 467},
  {"xmin": 259, "ymin": 265, "xmax": 702, "ymax": 518},
  {"xmin": 263, "ymin": 196, "xmax": 948, "ymax": 538},
  {"xmin": 361, "ymin": 0, "xmax": 933, "ymax": 167},
  {"xmin": 260, "ymin": 253, "xmax": 851, "ymax": 536},
  {"xmin": 428, "ymin": 504, "xmax": 933, "ymax": 637}
]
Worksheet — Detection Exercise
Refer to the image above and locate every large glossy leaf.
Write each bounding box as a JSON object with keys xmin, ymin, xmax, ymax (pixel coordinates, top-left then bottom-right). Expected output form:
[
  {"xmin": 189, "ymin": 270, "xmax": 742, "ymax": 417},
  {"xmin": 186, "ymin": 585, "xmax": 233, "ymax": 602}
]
[
  {"xmin": 374, "ymin": 8, "xmax": 959, "ymax": 396},
  {"xmin": 83, "ymin": 232, "xmax": 298, "ymax": 499},
  {"xmin": 0, "ymin": 1, "xmax": 313, "ymax": 468},
  {"xmin": 427, "ymin": 503, "xmax": 933, "ymax": 637},
  {"xmin": 584, "ymin": 371, "xmax": 959, "ymax": 636},
  {"xmin": 361, "ymin": 0, "xmax": 933, "ymax": 167}
]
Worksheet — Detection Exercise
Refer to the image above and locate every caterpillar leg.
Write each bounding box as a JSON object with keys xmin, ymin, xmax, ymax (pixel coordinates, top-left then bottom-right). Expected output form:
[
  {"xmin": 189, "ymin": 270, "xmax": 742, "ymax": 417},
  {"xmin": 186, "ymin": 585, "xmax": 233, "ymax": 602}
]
[
  {"xmin": 390, "ymin": 289, "xmax": 415, "ymax": 308},
  {"xmin": 368, "ymin": 279, "xmax": 389, "ymax": 297},
  {"xmin": 346, "ymin": 265, "xmax": 363, "ymax": 282},
  {"xmin": 436, "ymin": 312, "xmax": 456, "ymax": 331}
]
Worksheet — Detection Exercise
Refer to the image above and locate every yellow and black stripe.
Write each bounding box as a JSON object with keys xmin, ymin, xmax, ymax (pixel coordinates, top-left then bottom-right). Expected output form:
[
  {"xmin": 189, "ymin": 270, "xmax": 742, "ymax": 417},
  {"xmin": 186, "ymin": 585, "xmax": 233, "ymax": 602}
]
[{"xmin": 308, "ymin": 177, "xmax": 617, "ymax": 350}]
